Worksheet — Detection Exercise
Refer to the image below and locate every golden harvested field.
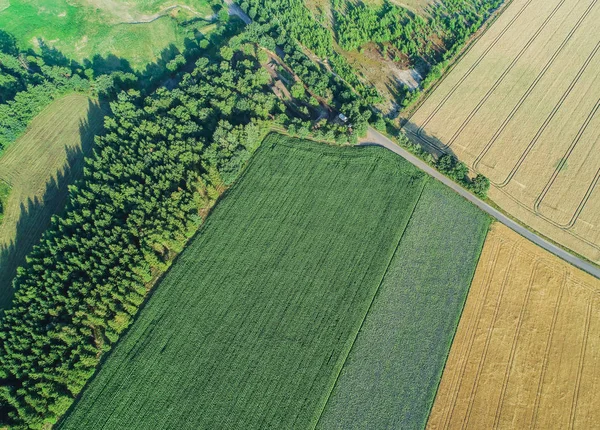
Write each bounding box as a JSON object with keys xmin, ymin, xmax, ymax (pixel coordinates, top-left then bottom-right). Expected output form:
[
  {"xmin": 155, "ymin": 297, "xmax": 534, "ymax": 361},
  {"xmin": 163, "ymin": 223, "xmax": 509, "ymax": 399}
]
[
  {"xmin": 405, "ymin": 0, "xmax": 600, "ymax": 264},
  {"xmin": 428, "ymin": 223, "xmax": 600, "ymax": 429},
  {"xmin": 0, "ymin": 94, "xmax": 104, "ymax": 308}
]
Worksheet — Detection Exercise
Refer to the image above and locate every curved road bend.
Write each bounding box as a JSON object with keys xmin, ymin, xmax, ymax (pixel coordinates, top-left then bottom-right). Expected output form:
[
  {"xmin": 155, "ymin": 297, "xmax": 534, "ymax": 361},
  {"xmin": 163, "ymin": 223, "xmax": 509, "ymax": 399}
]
[
  {"xmin": 225, "ymin": 3, "xmax": 600, "ymax": 279},
  {"xmin": 360, "ymin": 128, "xmax": 600, "ymax": 279}
]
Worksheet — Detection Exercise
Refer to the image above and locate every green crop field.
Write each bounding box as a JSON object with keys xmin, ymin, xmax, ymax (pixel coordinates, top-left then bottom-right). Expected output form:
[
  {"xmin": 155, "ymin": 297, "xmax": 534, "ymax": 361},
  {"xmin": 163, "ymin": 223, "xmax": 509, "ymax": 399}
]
[
  {"xmin": 317, "ymin": 180, "xmax": 490, "ymax": 429},
  {"xmin": 0, "ymin": 0, "xmax": 215, "ymax": 70},
  {"xmin": 58, "ymin": 134, "xmax": 429, "ymax": 429},
  {"xmin": 0, "ymin": 93, "xmax": 105, "ymax": 309}
]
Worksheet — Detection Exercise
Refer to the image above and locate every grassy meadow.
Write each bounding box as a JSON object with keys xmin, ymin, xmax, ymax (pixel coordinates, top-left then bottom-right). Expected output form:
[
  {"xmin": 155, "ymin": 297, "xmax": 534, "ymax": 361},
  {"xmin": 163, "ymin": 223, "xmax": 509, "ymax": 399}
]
[
  {"xmin": 58, "ymin": 134, "xmax": 429, "ymax": 429},
  {"xmin": 317, "ymin": 180, "xmax": 490, "ymax": 429},
  {"xmin": 0, "ymin": 0, "xmax": 215, "ymax": 70},
  {"xmin": 0, "ymin": 93, "xmax": 105, "ymax": 308}
]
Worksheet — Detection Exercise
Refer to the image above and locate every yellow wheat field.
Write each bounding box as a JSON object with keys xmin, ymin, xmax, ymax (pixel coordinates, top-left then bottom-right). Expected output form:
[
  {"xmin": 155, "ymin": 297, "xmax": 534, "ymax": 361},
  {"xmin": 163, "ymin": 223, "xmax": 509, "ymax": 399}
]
[
  {"xmin": 405, "ymin": 0, "xmax": 600, "ymax": 263},
  {"xmin": 428, "ymin": 223, "xmax": 600, "ymax": 429}
]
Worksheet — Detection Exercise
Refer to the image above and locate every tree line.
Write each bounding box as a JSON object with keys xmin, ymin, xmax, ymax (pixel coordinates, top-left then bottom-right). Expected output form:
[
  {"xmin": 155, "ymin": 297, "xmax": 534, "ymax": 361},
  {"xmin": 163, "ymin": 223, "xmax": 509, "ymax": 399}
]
[
  {"xmin": 0, "ymin": 29, "xmax": 339, "ymax": 426},
  {"xmin": 0, "ymin": 17, "xmax": 238, "ymax": 157},
  {"xmin": 0, "ymin": 16, "xmax": 379, "ymax": 424},
  {"xmin": 0, "ymin": 31, "xmax": 91, "ymax": 154},
  {"xmin": 392, "ymin": 131, "xmax": 490, "ymax": 197}
]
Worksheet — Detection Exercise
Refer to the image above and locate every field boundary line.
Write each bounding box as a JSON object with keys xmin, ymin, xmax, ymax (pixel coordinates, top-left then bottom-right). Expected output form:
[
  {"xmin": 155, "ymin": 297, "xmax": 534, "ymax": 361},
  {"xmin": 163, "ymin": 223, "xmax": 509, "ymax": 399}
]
[
  {"xmin": 438, "ymin": 237, "xmax": 503, "ymax": 429},
  {"xmin": 54, "ymin": 131, "xmax": 282, "ymax": 427},
  {"xmin": 423, "ymin": 219, "xmax": 493, "ymax": 429},
  {"xmin": 412, "ymin": 0, "xmax": 536, "ymax": 134},
  {"xmin": 311, "ymin": 180, "xmax": 428, "ymax": 429},
  {"xmin": 401, "ymin": 0, "xmax": 522, "ymax": 122},
  {"xmin": 489, "ymin": 37, "xmax": 600, "ymax": 188},
  {"xmin": 403, "ymin": 0, "xmax": 600, "ymax": 257},
  {"xmin": 445, "ymin": 0, "xmax": 576, "ymax": 151},
  {"xmin": 364, "ymin": 128, "xmax": 600, "ymax": 277},
  {"xmin": 404, "ymin": 123, "xmax": 600, "ymax": 264},
  {"xmin": 568, "ymin": 296, "xmax": 593, "ymax": 429},
  {"xmin": 530, "ymin": 270, "xmax": 568, "ymax": 429},
  {"xmin": 462, "ymin": 243, "xmax": 518, "ymax": 430},
  {"xmin": 492, "ymin": 258, "xmax": 542, "ymax": 428},
  {"xmin": 489, "ymin": 185, "xmax": 600, "ymax": 253},
  {"xmin": 0, "ymin": 92, "xmax": 79, "ymax": 158},
  {"xmin": 406, "ymin": 126, "xmax": 600, "ymax": 255},
  {"xmin": 533, "ymin": 98, "xmax": 600, "ymax": 226}
]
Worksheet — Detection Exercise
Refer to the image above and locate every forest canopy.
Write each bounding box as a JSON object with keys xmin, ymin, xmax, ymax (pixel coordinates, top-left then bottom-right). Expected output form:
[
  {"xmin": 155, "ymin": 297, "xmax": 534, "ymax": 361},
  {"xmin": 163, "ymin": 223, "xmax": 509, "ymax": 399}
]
[{"xmin": 0, "ymin": 1, "xmax": 497, "ymax": 425}]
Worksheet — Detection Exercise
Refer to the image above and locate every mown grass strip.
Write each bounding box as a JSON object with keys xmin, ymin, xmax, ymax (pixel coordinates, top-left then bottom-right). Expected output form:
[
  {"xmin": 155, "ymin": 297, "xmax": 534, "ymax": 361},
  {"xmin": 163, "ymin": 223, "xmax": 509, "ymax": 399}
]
[
  {"xmin": 0, "ymin": 93, "xmax": 104, "ymax": 308},
  {"xmin": 58, "ymin": 134, "xmax": 427, "ymax": 429},
  {"xmin": 317, "ymin": 180, "xmax": 491, "ymax": 430}
]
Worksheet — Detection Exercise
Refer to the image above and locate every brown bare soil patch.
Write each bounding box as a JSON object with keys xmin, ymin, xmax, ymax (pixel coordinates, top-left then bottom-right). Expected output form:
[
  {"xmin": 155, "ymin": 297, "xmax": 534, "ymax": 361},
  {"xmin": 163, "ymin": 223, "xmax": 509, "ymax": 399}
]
[
  {"xmin": 338, "ymin": 43, "xmax": 418, "ymax": 114},
  {"xmin": 428, "ymin": 223, "xmax": 600, "ymax": 429}
]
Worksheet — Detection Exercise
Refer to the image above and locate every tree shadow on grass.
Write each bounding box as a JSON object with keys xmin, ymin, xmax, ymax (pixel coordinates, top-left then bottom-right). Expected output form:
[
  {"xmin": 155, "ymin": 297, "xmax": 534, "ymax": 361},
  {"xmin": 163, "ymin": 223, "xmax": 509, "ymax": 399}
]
[
  {"xmin": 0, "ymin": 18, "xmax": 243, "ymax": 311},
  {"xmin": 0, "ymin": 99, "xmax": 105, "ymax": 310},
  {"xmin": 400, "ymin": 118, "xmax": 460, "ymax": 160}
]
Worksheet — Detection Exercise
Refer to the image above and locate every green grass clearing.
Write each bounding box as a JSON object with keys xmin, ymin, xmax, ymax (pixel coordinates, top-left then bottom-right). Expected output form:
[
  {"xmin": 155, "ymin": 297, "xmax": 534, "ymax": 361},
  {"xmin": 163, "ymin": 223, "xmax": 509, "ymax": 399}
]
[
  {"xmin": 58, "ymin": 134, "xmax": 428, "ymax": 429},
  {"xmin": 0, "ymin": 0, "xmax": 215, "ymax": 70},
  {"xmin": 317, "ymin": 180, "xmax": 490, "ymax": 429},
  {"xmin": 0, "ymin": 93, "xmax": 105, "ymax": 309}
]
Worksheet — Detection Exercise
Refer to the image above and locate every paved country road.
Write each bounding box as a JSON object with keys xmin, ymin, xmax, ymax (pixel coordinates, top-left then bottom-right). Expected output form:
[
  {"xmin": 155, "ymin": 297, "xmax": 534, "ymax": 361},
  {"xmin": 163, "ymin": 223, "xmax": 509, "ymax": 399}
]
[{"xmin": 360, "ymin": 128, "xmax": 600, "ymax": 279}]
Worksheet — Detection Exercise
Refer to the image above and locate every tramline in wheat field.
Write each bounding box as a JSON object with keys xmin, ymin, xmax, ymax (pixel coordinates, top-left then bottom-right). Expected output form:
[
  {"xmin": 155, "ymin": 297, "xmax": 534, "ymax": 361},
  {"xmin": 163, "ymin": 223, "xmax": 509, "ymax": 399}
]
[
  {"xmin": 428, "ymin": 224, "xmax": 600, "ymax": 429},
  {"xmin": 405, "ymin": 0, "xmax": 600, "ymax": 264}
]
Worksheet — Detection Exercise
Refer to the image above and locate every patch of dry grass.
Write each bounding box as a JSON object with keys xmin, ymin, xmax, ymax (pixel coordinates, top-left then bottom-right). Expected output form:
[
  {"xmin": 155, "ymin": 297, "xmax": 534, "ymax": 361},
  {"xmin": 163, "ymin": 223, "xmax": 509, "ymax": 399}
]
[
  {"xmin": 428, "ymin": 223, "xmax": 600, "ymax": 429},
  {"xmin": 406, "ymin": 0, "xmax": 600, "ymax": 263}
]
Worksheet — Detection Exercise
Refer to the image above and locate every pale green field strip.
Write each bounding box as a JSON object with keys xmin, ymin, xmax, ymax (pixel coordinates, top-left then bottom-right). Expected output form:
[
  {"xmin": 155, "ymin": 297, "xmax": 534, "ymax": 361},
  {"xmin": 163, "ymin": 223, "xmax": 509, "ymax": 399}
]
[
  {"xmin": 58, "ymin": 134, "xmax": 428, "ymax": 429},
  {"xmin": 317, "ymin": 180, "xmax": 491, "ymax": 430},
  {"xmin": 0, "ymin": 93, "xmax": 104, "ymax": 309}
]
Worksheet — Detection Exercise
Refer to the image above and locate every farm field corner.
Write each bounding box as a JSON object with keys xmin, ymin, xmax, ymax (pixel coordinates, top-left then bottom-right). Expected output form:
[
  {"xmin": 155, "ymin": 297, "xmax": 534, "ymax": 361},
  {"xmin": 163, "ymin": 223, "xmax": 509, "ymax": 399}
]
[
  {"xmin": 428, "ymin": 223, "xmax": 600, "ymax": 429},
  {"xmin": 405, "ymin": 0, "xmax": 600, "ymax": 264},
  {"xmin": 0, "ymin": 93, "xmax": 104, "ymax": 309},
  {"xmin": 57, "ymin": 134, "xmax": 429, "ymax": 429},
  {"xmin": 317, "ymin": 180, "xmax": 490, "ymax": 429}
]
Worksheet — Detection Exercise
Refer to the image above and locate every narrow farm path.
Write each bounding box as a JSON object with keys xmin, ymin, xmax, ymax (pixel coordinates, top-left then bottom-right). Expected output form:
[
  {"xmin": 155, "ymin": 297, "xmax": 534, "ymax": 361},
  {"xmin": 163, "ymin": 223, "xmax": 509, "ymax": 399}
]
[
  {"xmin": 223, "ymin": 0, "xmax": 598, "ymax": 277},
  {"xmin": 361, "ymin": 127, "xmax": 600, "ymax": 279}
]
